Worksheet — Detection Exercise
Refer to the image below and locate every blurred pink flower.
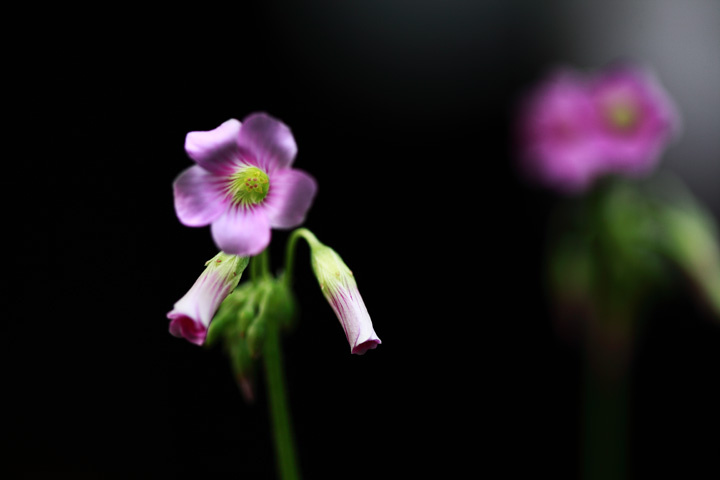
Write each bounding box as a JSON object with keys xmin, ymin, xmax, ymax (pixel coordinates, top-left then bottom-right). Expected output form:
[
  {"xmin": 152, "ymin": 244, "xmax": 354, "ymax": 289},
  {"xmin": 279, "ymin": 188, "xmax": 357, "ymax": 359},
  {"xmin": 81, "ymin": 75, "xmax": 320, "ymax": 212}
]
[
  {"xmin": 590, "ymin": 65, "xmax": 680, "ymax": 177},
  {"xmin": 516, "ymin": 64, "xmax": 679, "ymax": 193},
  {"xmin": 516, "ymin": 70, "xmax": 602, "ymax": 193},
  {"xmin": 173, "ymin": 113, "xmax": 317, "ymax": 256}
]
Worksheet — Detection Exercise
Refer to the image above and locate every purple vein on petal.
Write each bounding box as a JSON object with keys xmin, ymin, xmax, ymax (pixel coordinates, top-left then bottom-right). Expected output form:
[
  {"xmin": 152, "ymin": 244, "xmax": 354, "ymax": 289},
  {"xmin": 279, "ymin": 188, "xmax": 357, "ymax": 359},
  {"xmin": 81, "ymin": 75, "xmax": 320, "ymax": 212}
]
[
  {"xmin": 210, "ymin": 204, "xmax": 272, "ymax": 257},
  {"xmin": 173, "ymin": 165, "xmax": 228, "ymax": 226},
  {"xmin": 185, "ymin": 119, "xmax": 243, "ymax": 175},
  {"xmin": 237, "ymin": 113, "xmax": 298, "ymax": 173}
]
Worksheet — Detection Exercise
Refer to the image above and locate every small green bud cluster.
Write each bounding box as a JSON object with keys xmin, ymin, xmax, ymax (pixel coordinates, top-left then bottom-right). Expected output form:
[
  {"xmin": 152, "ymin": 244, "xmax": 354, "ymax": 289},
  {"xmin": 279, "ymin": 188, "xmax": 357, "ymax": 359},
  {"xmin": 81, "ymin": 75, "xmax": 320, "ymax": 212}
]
[{"xmin": 205, "ymin": 275, "xmax": 296, "ymax": 400}]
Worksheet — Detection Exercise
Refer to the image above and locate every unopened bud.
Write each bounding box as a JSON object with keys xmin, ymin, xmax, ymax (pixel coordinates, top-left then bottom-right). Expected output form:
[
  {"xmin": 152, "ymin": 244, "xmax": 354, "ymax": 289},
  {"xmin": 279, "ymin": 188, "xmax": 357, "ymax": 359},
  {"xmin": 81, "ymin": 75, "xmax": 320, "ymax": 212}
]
[
  {"xmin": 300, "ymin": 229, "xmax": 381, "ymax": 354},
  {"xmin": 168, "ymin": 253, "xmax": 249, "ymax": 346}
]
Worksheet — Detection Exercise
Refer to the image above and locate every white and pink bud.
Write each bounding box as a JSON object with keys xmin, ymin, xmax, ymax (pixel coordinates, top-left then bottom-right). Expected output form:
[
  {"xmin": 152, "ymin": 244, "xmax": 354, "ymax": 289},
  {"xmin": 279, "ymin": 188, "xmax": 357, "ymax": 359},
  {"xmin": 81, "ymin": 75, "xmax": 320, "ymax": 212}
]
[
  {"xmin": 168, "ymin": 252, "xmax": 249, "ymax": 345},
  {"xmin": 301, "ymin": 230, "xmax": 381, "ymax": 354}
]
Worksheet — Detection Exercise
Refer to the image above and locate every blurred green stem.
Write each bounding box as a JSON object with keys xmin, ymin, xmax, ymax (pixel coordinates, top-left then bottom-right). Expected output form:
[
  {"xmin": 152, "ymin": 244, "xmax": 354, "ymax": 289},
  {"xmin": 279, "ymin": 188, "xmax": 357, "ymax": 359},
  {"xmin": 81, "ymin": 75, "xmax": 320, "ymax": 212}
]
[
  {"xmin": 264, "ymin": 311, "xmax": 301, "ymax": 480},
  {"xmin": 582, "ymin": 344, "xmax": 629, "ymax": 480},
  {"xmin": 252, "ymin": 249, "xmax": 272, "ymax": 282}
]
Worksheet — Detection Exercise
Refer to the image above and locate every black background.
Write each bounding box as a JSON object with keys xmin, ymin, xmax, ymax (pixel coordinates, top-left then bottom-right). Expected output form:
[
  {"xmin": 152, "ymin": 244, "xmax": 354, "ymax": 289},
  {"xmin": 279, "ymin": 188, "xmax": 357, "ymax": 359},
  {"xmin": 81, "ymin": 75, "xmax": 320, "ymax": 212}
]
[{"xmin": 6, "ymin": 2, "xmax": 719, "ymax": 478}]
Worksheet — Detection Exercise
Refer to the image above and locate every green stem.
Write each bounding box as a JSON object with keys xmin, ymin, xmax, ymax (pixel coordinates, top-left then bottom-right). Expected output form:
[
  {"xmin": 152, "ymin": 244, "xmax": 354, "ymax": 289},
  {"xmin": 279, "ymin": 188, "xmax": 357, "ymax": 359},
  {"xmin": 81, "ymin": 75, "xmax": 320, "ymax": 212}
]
[
  {"xmin": 581, "ymin": 346, "xmax": 629, "ymax": 480},
  {"xmin": 250, "ymin": 254, "xmax": 261, "ymax": 282},
  {"xmin": 251, "ymin": 249, "xmax": 272, "ymax": 283},
  {"xmin": 283, "ymin": 228, "xmax": 315, "ymax": 288},
  {"xmin": 264, "ymin": 315, "xmax": 300, "ymax": 480}
]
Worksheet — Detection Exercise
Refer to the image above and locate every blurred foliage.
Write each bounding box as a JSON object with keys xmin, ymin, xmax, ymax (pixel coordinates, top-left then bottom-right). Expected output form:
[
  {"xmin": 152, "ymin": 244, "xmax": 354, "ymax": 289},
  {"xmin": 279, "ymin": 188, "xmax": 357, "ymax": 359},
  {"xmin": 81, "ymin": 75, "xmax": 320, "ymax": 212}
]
[{"xmin": 547, "ymin": 173, "xmax": 720, "ymax": 367}]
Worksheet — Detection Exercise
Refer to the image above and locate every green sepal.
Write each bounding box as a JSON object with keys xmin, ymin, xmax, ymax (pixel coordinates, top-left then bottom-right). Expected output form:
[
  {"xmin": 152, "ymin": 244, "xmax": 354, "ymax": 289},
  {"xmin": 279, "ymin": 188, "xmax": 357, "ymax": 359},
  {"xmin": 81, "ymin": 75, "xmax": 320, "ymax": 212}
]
[
  {"xmin": 205, "ymin": 283, "xmax": 251, "ymax": 347},
  {"xmin": 206, "ymin": 289, "xmax": 245, "ymax": 347},
  {"xmin": 246, "ymin": 318, "xmax": 266, "ymax": 358},
  {"xmin": 237, "ymin": 284, "xmax": 265, "ymax": 336},
  {"xmin": 263, "ymin": 278, "xmax": 297, "ymax": 330},
  {"xmin": 203, "ymin": 256, "xmax": 251, "ymax": 347},
  {"xmin": 228, "ymin": 333, "xmax": 254, "ymax": 381},
  {"xmin": 237, "ymin": 303, "xmax": 258, "ymax": 336},
  {"xmin": 245, "ymin": 279, "xmax": 297, "ymax": 357}
]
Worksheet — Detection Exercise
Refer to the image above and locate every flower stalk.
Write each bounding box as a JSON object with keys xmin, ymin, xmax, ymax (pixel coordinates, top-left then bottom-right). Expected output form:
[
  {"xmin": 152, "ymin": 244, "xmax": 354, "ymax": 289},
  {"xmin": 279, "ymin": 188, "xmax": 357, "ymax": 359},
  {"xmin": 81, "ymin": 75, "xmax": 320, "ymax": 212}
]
[
  {"xmin": 264, "ymin": 308, "xmax": 301, "ymax": 480},
  {"xmin": 244, "ymin": 249, "xmax": 301, "ymax": 478},
  {"xmin": 582, "ymin": 347, "xmax": 629, "ymax": 480}
]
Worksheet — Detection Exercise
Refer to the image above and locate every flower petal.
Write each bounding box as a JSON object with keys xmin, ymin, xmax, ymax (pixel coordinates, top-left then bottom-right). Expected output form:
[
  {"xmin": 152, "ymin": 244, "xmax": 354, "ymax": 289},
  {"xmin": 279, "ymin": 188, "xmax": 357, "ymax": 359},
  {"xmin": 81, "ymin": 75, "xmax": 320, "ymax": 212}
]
[
  {"xmin": 167, "ymin": 258, "xmax": 239, "ymax": 345},
  {"xmin": 237, "ymin": 113, "xmax": 298, "ymax": 173},
  {"xmin": 516, "ymin": 69, "xmax": 603, "ymax": 193},
  {"xmin": 173, "ymin": 165, "xmax": 229, "ymax": 226},
  {"xmin": 589, "ymin": 65, "xmax": 680, "ymax": 175},
  {"xmin": 185, "ymin": 119, "xmax": 242, "ymax": 175},
  {"xmin": 264, "ymin": 169, "xmax": 318, "ymax": 229},
  {"xmin": 327, "ymin": 285, "xmax": 381, "ymax": 355},
  {"xmin": 168, "ymin": 314, "xmax": 207, "ymax": 346},
  {"xmin": 211, "ymin": 206, "xmax": 271, "ymax": 256}
]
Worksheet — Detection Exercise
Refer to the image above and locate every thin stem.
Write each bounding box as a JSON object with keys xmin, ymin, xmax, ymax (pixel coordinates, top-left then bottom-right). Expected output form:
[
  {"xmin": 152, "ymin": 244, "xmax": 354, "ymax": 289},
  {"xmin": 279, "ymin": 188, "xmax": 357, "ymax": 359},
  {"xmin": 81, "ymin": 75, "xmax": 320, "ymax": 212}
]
[
  {"xmin": 283, "ymin": 228, "xmax": 314, "ymax": 288},
  {"xmin": 260, "ymin": 248, "xmax": 271, "ymax": 280},
  {"xmin": 581, "ymin": 340, "xmax": 629, "ymax": 480},
  {"xmin": 264, "ymin": 315, "xmax": 300, "ymax": 480},
  {"xmin": 251, "ymin": 249, "xmax": 272, "ymax": 283},
  {"xmin": 250, "ymin": 254, "xmax": 261, "ymax": 283}
]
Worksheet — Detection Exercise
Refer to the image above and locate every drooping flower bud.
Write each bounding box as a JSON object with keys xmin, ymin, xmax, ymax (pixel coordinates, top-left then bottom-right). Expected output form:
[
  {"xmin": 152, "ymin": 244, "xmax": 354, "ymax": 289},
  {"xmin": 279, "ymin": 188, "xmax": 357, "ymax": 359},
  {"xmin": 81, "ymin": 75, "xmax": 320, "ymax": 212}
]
[
  {"xmin": 168, "ymin": 252, "xmax": 249, "ymax": 345},
  {"xmin": 300, "ymin": 230, "xmax": 381, "ymax": 354}
]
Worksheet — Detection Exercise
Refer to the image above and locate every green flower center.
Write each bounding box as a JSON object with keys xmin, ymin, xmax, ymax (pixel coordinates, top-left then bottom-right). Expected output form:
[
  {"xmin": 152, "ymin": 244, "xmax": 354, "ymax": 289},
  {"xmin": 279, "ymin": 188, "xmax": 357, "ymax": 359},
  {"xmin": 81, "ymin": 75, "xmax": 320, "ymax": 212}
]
[
  {"xmin": 228, "ymin": 166, "xmax": 270, "ymax": 206},
  {"xmin": 606, "ymin": 101, "xmax": 638, "ymax": 131}
]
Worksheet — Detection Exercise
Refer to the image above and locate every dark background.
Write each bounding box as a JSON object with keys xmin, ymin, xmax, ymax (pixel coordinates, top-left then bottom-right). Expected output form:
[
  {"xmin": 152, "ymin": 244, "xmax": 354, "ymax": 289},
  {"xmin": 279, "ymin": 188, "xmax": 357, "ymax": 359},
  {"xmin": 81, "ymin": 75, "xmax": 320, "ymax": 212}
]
[{"xmin": 6, "ymin": 1, "xmax": 719, "ymax": 478}]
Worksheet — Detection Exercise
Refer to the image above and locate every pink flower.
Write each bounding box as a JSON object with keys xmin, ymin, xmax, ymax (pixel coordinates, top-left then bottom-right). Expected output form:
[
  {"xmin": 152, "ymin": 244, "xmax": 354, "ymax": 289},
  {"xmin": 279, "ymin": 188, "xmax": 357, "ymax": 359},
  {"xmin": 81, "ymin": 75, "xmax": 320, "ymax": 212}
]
[
  {"xmin": 516, "ymin": 70, "xmax": 602, "ymax": 193},
  {"xmin": 173, "ymin": 113, "xmax": 317, "ymax": 256},
  {"xmin": 589, "ymin": 65, "xmax": 680, "ymax": 177},
  {"xmin": 168, "ymin": 253, "xmax": 249, "ymax": 346},
  {"xmin": 516, "ymin": 64, "xmax": 680, "ymax": 193}
]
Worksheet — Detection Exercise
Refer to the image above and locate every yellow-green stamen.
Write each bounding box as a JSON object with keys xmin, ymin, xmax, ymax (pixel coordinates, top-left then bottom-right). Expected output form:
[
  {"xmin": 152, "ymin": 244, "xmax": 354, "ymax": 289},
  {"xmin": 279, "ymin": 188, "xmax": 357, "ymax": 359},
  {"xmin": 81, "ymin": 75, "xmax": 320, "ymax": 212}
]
[
  {"xmin": 606, "ymin": 102, "xmax": 638, "ymax": 131},
  {"xmin": 228, "ymin": 166, "xmax": 270, "ymax": 207}
]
